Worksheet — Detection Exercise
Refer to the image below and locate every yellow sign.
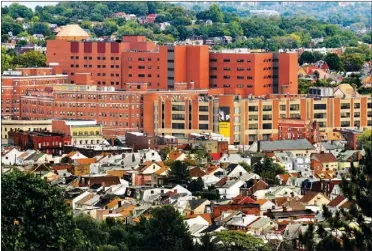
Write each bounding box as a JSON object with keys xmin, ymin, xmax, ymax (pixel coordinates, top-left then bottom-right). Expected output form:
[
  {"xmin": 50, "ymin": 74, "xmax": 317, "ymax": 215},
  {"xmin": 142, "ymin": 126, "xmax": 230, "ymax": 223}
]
[{"xmin": 219, "ymin": 122, "xmax": 230, "ymax": 137}]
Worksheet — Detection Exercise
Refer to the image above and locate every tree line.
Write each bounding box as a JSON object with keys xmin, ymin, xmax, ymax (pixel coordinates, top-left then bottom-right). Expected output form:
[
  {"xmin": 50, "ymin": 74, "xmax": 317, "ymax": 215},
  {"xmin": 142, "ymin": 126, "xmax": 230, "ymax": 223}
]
[{"xmin": 2, "ymin": 2, "xmax": 369, "ymax": 51}]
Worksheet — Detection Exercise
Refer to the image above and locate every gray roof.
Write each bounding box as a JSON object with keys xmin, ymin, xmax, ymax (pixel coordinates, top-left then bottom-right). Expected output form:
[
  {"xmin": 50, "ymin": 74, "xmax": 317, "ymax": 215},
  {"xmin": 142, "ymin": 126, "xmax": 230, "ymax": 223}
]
[
  {"xmin": 321, "ymin": 142, "xmax": 343, "ymax": 150},
  {"xmin": 260, "ymin": 139, "xmax": 314, "ymax": 152},
  {"xmin": 188, "ymin": 199, "xmax": 208, "ymax": 210}
]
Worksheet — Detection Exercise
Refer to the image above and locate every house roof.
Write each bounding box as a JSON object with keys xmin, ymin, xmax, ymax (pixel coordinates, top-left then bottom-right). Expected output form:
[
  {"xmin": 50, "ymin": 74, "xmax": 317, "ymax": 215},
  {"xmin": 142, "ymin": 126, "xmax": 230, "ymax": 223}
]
[
  {"xmin": 334, "ymin": 84, "xmax": 359, "ymax": 97},
  {"xmin": 210, "ymin": 153, "xmax": 221, "ymax": 161},
  {"xmin": 189, "ymin": 167, "xmax": 206, "ymax": 177},
  {"xmin": 201, "ymin": 224, "xmax": 223, "ymax": 233},
  {"xmin": 256, "ymin": 199, "xmax": 270, "ymax": 206},
  {"xmin": 328, "ymin": 195, "xmax": 346, "ymax": 208},
  {"xmin": 278, "ymin": 174, "xmax": 291, "ymax": 184},
  {"xmin": 312, "ymin": 153, "xmax": 337, "ymax": 163},
  {"xmin": 260, "ymin": 139, "xmax": 314, "ymax": 152},
  {"xmin": 231, "ymin": 195, "xmax": 256, "ymax": 204},
  {"xmin": 56, "ymin": 24, "xmax": 90, "ymax": 38},
  {"xmin": 155, "ymin": 166, "xmax": 168, "ymax": 175},
  {"xmin": 188, "ymin": 199, "xmax": 208, "ymax": 210},
  {"xmin": 299, "ymin": 192, "xmax": 326, "ymax": 204},
  {"xmin": 275, "ymin": 197, "xmax": 288, "ymax": 207},
  {"xmin": 168, "ymin": 151, "xmax": 183, "ymax": 160},
  {"xmin": 282, "ymin": 199, "xmax": 306, "ymax": 211},
  {"xmin": 75, "ymin": 158, "xmax": 96, "ymax": 165},
  {"xmin": 106, "ymin": 169, "xmax": 126, "ymax": 177},
  {"xmin": 67, "ymin": 151, "xmax": 78, "ymax": 158},
  {"xmin": 215, "ymin": 177, "xmax": 228, "ymax": 187},
  {"xmin": 184, "ymin": 213, "xmax": 212, "ymax": 225}
]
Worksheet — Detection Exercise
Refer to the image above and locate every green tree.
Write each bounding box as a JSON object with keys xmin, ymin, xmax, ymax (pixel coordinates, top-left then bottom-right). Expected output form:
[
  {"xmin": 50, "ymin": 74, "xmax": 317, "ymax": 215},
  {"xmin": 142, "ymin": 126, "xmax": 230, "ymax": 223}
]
[
  {"xmin": 159, "ymin": 147, "xmax": 171, "ymax": 161},
  {"xmin": 324, "ymin": 53, "xmax": 342, "ymax": 71},
  {"xmin": 1, "ymin": 48, "xmax": 13, "ymax": 72},
  {"xmin": 2, "ymin": 170, "xmax": 88, "ymax": 250},
  {"xmin": 213, "ymin": 231, "xmax": 270, "ymax": 250},
  {"xmin": 254, "ymin": 157, "xmax": 285, "ymax": 185},
  {"xmin": 12, "ymin": 51, "xmax": 47, "ymax": 68},
  {"xmin": 1, "ymin": 21, "xmax": 24, "ymax": 36},
  {"xmin": 28, "ymin": 22, "xmax": 52, "ymax": 36},
  {"xmin": 94, "ymin": 21, "xmax": 118, "ymax": 37},
  {"xmin": 356, "ymin": 129, "xmax": 372, "ymax": 150},
  {"xmin": 8, "ymin": 3, "xmax": 33, "ymax": 19},
  {"xmin": 167, "ymin": 160, "xmax": 191, "ymax": 184},
  {"xmin": 198, "ymin": 233, "xmax": 218, "ymax": 250},
  {"xmin": 341, "ymin": 54, "xmax": 364, "ymax": 72},
  {"xmin": 196, "ymin": 4, "xmax": 224, "ymax": 23},
  {"xmin": 188, "ymin": 177, "xmax": 204, "ymax": 194},
  {"xmin": 299, "ymin": 51, "xmax": 315, "ymax": 65},
  {"xmin": 238, "ymin": 161, "xmax": 252, "ymax": 172},
  {"xmin": 141, "ymin": 205, "xmax": 193, "ymax": 250}
]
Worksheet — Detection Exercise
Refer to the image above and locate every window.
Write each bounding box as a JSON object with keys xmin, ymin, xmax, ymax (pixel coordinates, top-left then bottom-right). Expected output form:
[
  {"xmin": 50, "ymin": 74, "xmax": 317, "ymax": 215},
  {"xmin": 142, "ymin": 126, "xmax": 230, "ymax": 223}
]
[
  {"xmin": 354, "ymin": 103, "xmax": 360, "ymax": 109},
  {"xmin": 290, "ymin": 114, "xmax": 301, "ymax": 119},
  {"xmin": 290, "ymin": 104, "xmax": 300, "ymax": 111},
  {"xmin": 263, "ymin": 123, "xmax": 272, "ymax": 129},
  {"xmin": 138, "ymin": 57, "xmax": 145, "ymax": 61},
  {"xmin": 249, "ymin": 115, "xmax": 258, "ymax": 120},
  {"xmin": 237, "ymin": 59, "xmax": 244, "ymax": 62},
  {"xmin": 199, "ymin": 115, "xmax": 209, "ymax": 121},
  {"xmin": 223, "ymin": 67, "xmax": 230, "ymax": 71},
  {"xmin": 341, "ymin": 103, "xmax": 350, "ymax": 109},
  {"xmin": 210, "ymin": 75, "xmax": 217, "ymax": 79},
  {"xmin": 341, "ymin": 121, "xmax": 350, "ymax": 127},
  {"xmin": 280, "ymin": 105, "xmax": 286, "ymax": 111},
  {"xmin": 172, "ymin": 105, "xmax": 185, "ymax": 111},
  {"xmin": 314, "ymin": 104, "xmax": 326, "ymax": 110},
  {"xmin": 223, "ymin": 76, "xmax": 230, "ymax": 79},
  {"xmin": 172, "ymin": 114, "xmax": 185, "ymax": 120},
  {"xmin": 199, "ymin": 124, "xmax": 208, "ymax": 130},
  {"xmin": 199, "ymin": 106, "xmax": 208, "ymax": 112},
  {"xmin": 138, "ymin": 74, "xmax": 145, "ymax": 77},
  {"xmin": 138, "ymin": 65, "xmax": 145, "ymax": 69},
  {"xmin": 172, "ymin": 123, "xmax": 185, "ymax": 129},
  {"xmin": 249, "ymin": 124, "xmax": 258, "ymax": 129},
  {"xmin": 263, "ymin": 114, "xmax": 272, "ymax": 120},
  {"xmin": 354, "ymin": 112, "xmax": 360, "ymax": 118},
  {"xmin": 249, "ymin": 106, "xmax": 258, "ymax": 112},
  {"xmin": 223, "ymin": 59, "xmax": 230, "ymax": 62},
  {"xmin": 237, "ymin": 76, "xmax": 244, "ymax": 79},
  {"xmin": 263, "ymin": 105, "xmax": 272, "ymax": 111},
  {"xmin": 223, "ymin": 84, "xmax": 230, "ymax": 87},
  {"xmin": 210, "ymin": 67, "xmax": 217, "ymax": 70},
  {"xmin": 210, "ymin": 58, "xmax": 217, "ymax": 62}
]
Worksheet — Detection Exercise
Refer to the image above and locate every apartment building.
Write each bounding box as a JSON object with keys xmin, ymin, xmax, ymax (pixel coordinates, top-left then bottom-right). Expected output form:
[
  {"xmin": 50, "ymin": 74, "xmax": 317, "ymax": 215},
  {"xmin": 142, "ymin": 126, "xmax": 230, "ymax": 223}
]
[
  {"xmin": 1, "ymin": 67, "xmax": 67, "ymax": 119},
  {"xmin": 46, "ymin": 33, "xmax": 297, "ymax": 95},
  {"xmin": 1, "ymin": 120, "xmax": 52, "ymax": 145}
]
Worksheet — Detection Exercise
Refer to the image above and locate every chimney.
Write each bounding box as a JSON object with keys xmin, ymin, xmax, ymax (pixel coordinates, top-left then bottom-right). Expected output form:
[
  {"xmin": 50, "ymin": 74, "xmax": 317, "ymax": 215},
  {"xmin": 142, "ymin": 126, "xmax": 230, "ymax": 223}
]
[
  {"xmin": 283, "ymin": 206, "xmax": 287, "ymax": 212},
  {"xmin": 118, "ymin": 200, "xmax": 122, "ymax": 207}
]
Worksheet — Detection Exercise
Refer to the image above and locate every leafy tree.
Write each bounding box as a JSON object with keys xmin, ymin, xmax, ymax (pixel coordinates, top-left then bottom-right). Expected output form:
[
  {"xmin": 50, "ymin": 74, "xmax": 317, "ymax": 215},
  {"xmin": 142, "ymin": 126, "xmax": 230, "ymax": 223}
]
[
  {"xmin": 238, "ymin": 161, "xmax": 252, "ymax": 172},
  {"xmin": 198, "ymin": 233, "xmax": 218, "ymax": 250},
  {"xmin": 356, "ymin": 129, "xmax": 372, "ymax": 150},
  {"xmin": 2, "ymin": 170, "xmax": 89, "ymax": 250},
  {"xmin": 141, "ymin": 205, "xmax": 193, "ymax": 250},
  {"xmin": 94, "ymin": 21, "xmax": 118, "ymax": 37},
  {"xmin": 196, "ymin": 4, "xmax": 224, "ymax": 23},
  {"xmin": 188, "ymin": 177, "xmax": 204, "ymax": 194},
  {"xmin": 299, "ymin": 51, "xmax": 315, "ymax": 65},
  {"xmin": 213, "ymin": 231, "xmax": 270, "ymax": 250},
  {"xmin": 341, "ymin": 54, "xmax": 364, "ymax": 72},
  {"xmin": 159, "ymin": 147, "xmax": 171, "ymax": 161},
  {"xmin": 167, "ymin": 160, "xmax": 191, "ymax": 184},
  {"xmin": 1, "ymin": 48, "xmax": 13, "ymax": 72},
  {"xmin": 324, "ymin": 53, "xmax": 342, "ymax": 71},
  {"xmin": 28, "ymin": 22, "xmax": 52, "ymax": 36},
  {"xmin": 1, "ymin": 21, "xmax": 24, "ymax": 36},
  {"xmin": 254, "ymin": 157, "xmax": 285, "ymax": 185},
  {"xmin": 8, "ymin": 3, "xmax": 33, "ymax": 20},
  {"xmin": 12, "ymin": 51, "xmax": 46, "ymax": 68},
  {"xmin": 154, "ymin": 34, "xmax": 175, "ymax": 43}
]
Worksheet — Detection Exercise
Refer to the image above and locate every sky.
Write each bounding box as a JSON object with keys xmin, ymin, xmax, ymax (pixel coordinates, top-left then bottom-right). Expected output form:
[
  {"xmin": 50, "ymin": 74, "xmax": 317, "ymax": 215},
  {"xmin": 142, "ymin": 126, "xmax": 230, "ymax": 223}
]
[{"xmin": 2, "ymin": 1, "xmax": 57, "ymax": 10}]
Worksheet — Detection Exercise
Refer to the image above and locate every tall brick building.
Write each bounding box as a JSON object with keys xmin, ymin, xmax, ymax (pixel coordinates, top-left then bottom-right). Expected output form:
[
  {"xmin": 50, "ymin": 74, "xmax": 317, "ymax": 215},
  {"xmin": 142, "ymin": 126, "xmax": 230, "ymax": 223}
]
[{"xmin": 46, "ymin": 35, "xmax": 298, "ymax": 95}]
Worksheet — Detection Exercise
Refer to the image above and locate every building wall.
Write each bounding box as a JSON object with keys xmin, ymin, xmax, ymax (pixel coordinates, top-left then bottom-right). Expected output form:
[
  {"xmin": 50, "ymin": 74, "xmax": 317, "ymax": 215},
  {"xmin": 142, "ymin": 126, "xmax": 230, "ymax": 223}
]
[{"xmin": 1, "ymin": 119, "xmax": 52, "ymax": 144}]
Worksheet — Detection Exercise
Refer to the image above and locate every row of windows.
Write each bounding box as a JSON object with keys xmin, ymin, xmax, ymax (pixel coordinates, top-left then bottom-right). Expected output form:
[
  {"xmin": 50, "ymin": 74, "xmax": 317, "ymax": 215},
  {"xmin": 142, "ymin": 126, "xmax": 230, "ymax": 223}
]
[
  {"xmin": 70, "ymin": 56, "xmax": 119, "ymax": 60},
  {"xmin": 210, "ymin": 59, "xmax": 252, "ymax": 63},
  {"xmin": 72, "ymin": 131, "xmax": 100, "ymax": 136},
  {"xmin": 210, "ymin": 75, "xmax": 254, "ymax": 80},
  {"xmin": 128, "ymin": 57, "xmax": 159, "ymax": 62}
]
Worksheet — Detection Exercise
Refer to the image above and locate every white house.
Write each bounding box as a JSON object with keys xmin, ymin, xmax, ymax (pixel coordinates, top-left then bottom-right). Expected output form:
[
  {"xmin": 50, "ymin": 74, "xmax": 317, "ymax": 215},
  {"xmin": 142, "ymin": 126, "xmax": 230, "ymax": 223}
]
[
  {"xmin": 217, "ymin": 179, "xmax": 245, "ymax": 199},
  {"xmin": 219, "ymin": 153, "xmax": 251, "ymax": 166},
  {"xmin": 274, "ymin": 152, "xmax": 293, "ymax": 171},
  {"xmin": 1, "ymin": 148, "xmax": 21, "ymax": 165}
]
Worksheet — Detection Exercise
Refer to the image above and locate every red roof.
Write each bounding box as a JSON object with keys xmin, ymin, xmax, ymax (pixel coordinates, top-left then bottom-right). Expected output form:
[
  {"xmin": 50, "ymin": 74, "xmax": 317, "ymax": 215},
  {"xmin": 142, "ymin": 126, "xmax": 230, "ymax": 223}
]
[
  {"xmin": 312, "ymin": 153, "xmax": 337, "ymax": 163},
  {"xmin": 328, "ymin": 195, "xmax": 346, "ymax": 207},
  {"xmin": 210, "ymin": 153, "xmax": 221, "ymax": 161},
  {"xmin": 231, "ymin": 195, "xmax": 256, "ymax": 204}
]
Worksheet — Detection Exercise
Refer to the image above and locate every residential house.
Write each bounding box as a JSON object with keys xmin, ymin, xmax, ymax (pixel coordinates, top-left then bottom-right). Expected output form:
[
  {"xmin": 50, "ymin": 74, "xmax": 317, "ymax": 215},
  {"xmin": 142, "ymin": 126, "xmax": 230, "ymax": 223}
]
[
  {"xmin": 299, "ymin": 191, "xmax": 330, "ymax": 207},
  {"xmin": 327, "ymin": 195, "xmax": 351, "ymax": 213},
  {"xmin": 274, "ymin": 152, "xmax": 293, "ymax": 171},
  {"xmin": 337, "ymin": 150, "xmax": 361, "ymax": 170},
  {"xmin": 66, "ymin": 151, "xmax": 87, "ymax": 160},
  {"xmin": 240, "ymin": 179, "xmax": 270, "ymax": 197},
  {"xmin": 216, "ymin": 179, "xmax": 245, "ymax": 199},
  {"xmin": 252, "ymin": 139, "xmax": 315, "ymax": 157},
  {"xmin": 185, "ymin": 199, "xmax": 210, "ymax": 215},
  {"xmin": 256, "ymin": 199, "xmax": 276, "ymax": 211},
  {"xmin": 218, "ymin": 153, "xmax": 251, "ymax": 167},
  {"xmin": 311, "ymin": 153, "xmax": 338, "ymax": 171},
  {"xmin": 225, "ymin": 214, "xmax": 259, "ymax": 231},
  {"xmin": 2, "ymin": 147, "xmax": 21, "ymax": 165},
  {"xmin": 15, "ymin": 150, "xmax": 37, "ymax": 166},
  {"xmin": 246, "ymin": 216, "xmax": 278, "ymax": 236}
]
